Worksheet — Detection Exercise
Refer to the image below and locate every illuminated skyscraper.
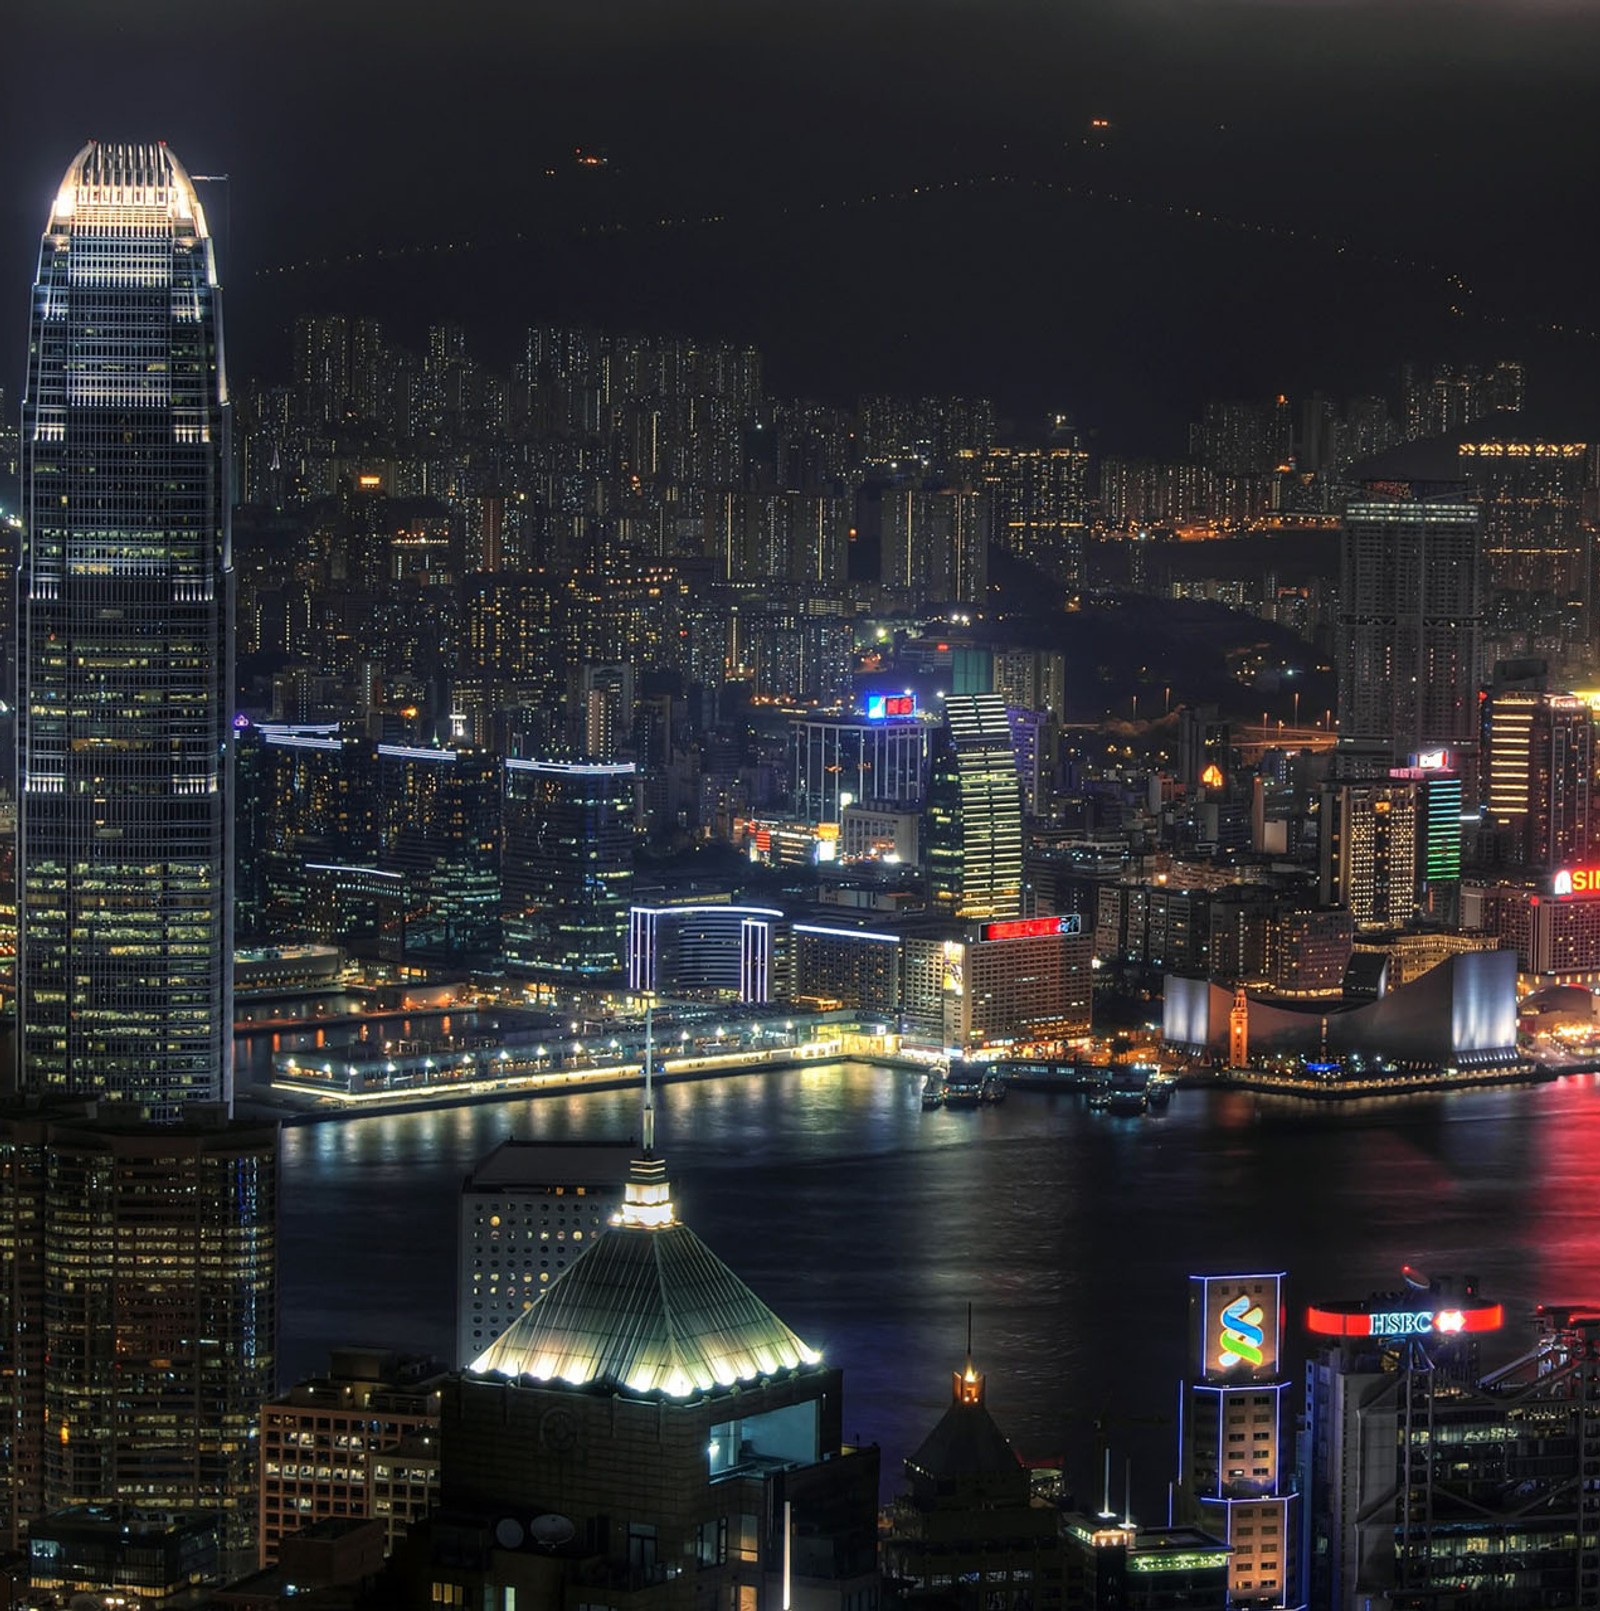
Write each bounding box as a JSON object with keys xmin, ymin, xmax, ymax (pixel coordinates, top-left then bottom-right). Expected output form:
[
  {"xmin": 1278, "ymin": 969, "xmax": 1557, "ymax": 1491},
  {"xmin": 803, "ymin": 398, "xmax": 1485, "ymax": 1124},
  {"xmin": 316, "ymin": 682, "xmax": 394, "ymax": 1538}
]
[
  {"xmin": 1175, "ymin": 1274, "xmax": 1302, "ymax": 1610},
  {"xmin": 501, "ymin": 758, "xmax": 635, "ymax": 982},
  {"xmin": 927, "ymin": 694, "xmax": 1024, "ymax": 920},
  {"xmin": 1481, "ymin": 681, "xmax": 1595, "ymax": 871},
  {"xmin": 1335, "ymin": 452, "xmax": 1481, "ymax": 775},
  {"xmin": 1318, "ymin": 780, "xmax": 1418, "ymax": 930},
  {"xmin": 16, "ymin": 142, "xmax": 233, "ymax": 1117}
]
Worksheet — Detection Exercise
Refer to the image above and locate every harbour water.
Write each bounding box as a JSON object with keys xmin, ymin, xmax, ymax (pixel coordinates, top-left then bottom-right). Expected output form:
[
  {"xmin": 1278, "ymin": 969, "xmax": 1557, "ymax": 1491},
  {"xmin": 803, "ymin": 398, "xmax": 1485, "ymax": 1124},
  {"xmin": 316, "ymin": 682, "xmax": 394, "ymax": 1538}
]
[{"xmin": 279, "ymin": 1061, "xmax": 1600, "ymax": 1513}]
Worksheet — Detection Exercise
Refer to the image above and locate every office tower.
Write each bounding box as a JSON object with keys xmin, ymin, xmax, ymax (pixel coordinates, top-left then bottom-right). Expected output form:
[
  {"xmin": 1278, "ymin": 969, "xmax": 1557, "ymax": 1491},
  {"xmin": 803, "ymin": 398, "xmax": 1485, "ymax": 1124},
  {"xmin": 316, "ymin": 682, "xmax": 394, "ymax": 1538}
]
[
  {"xmin": 879, "ymin": 486, "xmax": 990, "ymax": 604},
  {"xmin": 791, "ymin": 711, "xmax": 930, "ymax": 824},
  {"xmin": 0, "ymin": 1106, "xmax": 276, "ymax": 1553},
  {"xmin": 1482, "ymin": 684, "xmax": 1594, "ymax": 869},
  {"xmin": 1174, "ymin": 1274, "xmax": 1301, "ymax": 1610},
  {"xmin": 258, "ymin": 1350, "xmax": 443, "ymax": 1564},
  {"xmin": 16, "ymin": 142, "xmax": 233, "ymax": 1117},
  {"xmin": 883, "ymin": 1347, "xmax": 1063, "ymax": 1608},
  {"xmin": 375, "ymin": 742, "xmax": 500, "ymax": 963},
  {"xmin": 456, "ymin": 1138, "xmax": 635, "ymax": 1367},
  {"xmin": 1319, "ymin": 780, "xmax": 1418, "ymax": 930},
  {"xmin": 292, "ymin": 314, "xmax": 351, "ymax": 428},
  {"xmin": 927, "ymin": 694, "xmax": 1024, "ymax": 920},
  {"xmin": 389, "ymin": 1145, "xmax": 880, "ymax": 1610},
  {"xmin": 501, "ymin": 758, "xmax": 635, "ymax": 982},
  {"xmin": 1335, "ymin": 459, "xmax": 1482, "ymax": 772},
  {"xmin": 1301, "ymin": 1277, "xmax": 1600, "ymax": 1611},
  {"xmin": 235, "ymin": 723, "xmax": 377, "ymax": 943}
]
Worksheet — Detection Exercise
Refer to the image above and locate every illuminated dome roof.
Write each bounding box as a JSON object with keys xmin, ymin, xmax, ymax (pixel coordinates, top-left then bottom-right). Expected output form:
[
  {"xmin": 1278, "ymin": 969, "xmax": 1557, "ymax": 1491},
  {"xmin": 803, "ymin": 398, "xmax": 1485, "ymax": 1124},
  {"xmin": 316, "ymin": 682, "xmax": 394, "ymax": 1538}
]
[
  {"xmin": 468, "ymin": 1154, "xmax": 821, "ymax": 1398},
  {"xmin": 50, "ymin": 141, "xmax": 208, "ymax": 235}
]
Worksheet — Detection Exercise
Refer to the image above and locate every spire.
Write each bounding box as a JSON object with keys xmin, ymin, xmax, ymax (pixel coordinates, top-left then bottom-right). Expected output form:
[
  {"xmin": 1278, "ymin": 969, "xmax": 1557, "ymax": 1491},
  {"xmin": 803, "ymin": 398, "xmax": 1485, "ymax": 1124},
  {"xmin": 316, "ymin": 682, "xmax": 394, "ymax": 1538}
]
[
  {"xmin": 618, "ymin": 995, "xmax": 673, "ymax": 1230},
  {"xmin": 953, "ymin": 1304, "xmax": 985, "ymax": 1406}
]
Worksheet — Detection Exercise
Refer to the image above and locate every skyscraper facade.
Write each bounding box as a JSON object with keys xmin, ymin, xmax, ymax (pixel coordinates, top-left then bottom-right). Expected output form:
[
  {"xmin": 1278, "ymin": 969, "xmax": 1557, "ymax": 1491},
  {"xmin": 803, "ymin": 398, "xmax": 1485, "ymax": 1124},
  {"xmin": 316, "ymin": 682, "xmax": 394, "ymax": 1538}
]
[
  {"xmin": 0, "ymin": 1106, "xmax": 277, "ymax": 1552},
  {"xmin": 501, "ymin": 758, "xmax": 635, "ymax": 982},
  {"xmin": 1335, "ymin": 464, "xmax": 1481, "ymax": 776},
  {"xmin": 16, "ymin": 142, "xmax": 233, "ymax": 1116},
  {"xmin": 926, "ymin": 693, "xmax": 1024, "ymax": 920}
]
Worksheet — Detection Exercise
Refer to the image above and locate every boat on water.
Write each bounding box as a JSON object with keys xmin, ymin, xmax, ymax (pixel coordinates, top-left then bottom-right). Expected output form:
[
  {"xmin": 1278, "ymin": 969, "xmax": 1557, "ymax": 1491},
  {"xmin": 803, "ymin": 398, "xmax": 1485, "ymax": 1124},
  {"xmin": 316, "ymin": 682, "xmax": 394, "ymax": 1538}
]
[
  {"xmin": 920, "ymin": 1077, "xmax": 945, "ymax": 1110},
  {"xmin": 979, "ymin": 1073, "xmax": 1007, "ymax": 1104},
  {"xmin": 1104, "ymin": 1086, "xmax": 1148, "ymax": 1116},
  {"xmin": 997, "ymin": 1059, "xmax": 1100, "ymax": 1092},
  {"xmin": 943, "ymin": 1059, "xmax": 987, "ymax": 1107}
]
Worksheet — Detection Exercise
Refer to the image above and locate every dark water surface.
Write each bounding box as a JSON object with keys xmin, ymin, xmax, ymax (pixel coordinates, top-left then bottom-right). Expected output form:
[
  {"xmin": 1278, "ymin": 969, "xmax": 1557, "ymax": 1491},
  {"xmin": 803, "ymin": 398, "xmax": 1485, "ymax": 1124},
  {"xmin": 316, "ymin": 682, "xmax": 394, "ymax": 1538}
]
[{"xmin": 280, "ymin": 1065, "xmax": 1600, "ymax": 1511}]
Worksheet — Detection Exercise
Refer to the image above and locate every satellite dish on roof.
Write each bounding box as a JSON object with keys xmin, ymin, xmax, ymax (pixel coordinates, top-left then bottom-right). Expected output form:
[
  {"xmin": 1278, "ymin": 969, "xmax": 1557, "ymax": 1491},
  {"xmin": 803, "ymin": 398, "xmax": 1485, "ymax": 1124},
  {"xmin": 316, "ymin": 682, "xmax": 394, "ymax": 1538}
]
[
  {"xmin": 530, "ymin": 1512, "xmax": 576, "ymax": 1548},
  {"xmin": 494, "ymin": 1516, "xmax": 526, "ymax": 1550}
]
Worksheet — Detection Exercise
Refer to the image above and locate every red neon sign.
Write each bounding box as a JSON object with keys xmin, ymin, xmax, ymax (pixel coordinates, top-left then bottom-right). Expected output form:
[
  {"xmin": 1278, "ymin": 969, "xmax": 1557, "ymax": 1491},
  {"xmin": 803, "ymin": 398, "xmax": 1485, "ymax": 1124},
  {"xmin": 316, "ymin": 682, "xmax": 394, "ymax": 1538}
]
[
  {"xmin": 982, "ymin": 916, "xmax": 1071, "ymax": 942},
  {"xmin": 1305, "ymin": 1303, "xmax": 1502, "ymax": 1338}
]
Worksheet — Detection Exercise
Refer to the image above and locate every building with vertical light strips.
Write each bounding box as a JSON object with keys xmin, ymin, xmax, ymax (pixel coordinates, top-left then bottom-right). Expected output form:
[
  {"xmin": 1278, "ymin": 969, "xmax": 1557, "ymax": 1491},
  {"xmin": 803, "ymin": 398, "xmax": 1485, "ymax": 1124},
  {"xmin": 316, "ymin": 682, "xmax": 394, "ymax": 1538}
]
[
  {"xmin": 927, "ymin": 693, "xmax": 1024, "ymax": 921},
  {"xmin": 16, "ymin": 141, "xmax": 233, "ymax": 1117}
]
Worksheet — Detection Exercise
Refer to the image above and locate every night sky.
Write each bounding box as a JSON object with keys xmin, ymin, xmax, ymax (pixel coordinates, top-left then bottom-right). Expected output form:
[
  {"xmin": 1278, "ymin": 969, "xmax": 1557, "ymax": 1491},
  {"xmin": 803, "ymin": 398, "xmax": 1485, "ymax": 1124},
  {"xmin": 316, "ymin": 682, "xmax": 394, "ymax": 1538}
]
[{"xmin": 5, "ymin": 0, "xmax": 1600, "ymax": 449}]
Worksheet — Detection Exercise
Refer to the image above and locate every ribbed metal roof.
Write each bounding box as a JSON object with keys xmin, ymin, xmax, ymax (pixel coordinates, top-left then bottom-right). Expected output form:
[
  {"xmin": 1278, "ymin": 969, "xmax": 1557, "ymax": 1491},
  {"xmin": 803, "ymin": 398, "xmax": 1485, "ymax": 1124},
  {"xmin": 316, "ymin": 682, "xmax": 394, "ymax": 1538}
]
[{"xmin": 468, "ymin": 1156, "xmax": 820, "ymax": 1397}]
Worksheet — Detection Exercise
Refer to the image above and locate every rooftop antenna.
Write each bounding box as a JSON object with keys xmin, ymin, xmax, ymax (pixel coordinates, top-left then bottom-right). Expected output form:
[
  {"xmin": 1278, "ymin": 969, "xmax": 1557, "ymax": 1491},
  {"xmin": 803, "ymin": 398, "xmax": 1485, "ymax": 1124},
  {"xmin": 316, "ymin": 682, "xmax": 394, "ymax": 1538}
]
[
  {"xmin": 1100, "ymin": 1448, "xmax": 1114, "ymax": 1519},
  {"xmin": 1123, "ymin": 1457, "xmax": 1133, "ymax": 1529},
  {"xmin": 966, "ymin": 1301, "xmax": 973, "ymax": 1366}
]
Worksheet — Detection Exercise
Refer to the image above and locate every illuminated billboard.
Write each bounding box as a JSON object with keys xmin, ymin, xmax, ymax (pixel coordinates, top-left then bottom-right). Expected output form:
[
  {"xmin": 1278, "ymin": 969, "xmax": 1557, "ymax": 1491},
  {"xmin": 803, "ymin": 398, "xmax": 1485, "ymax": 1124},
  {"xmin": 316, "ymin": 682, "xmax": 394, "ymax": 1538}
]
[
  {"xmin": 1191, "ymin": 1273, "xmax": 1282, "ymax": 1379},
  {"xmin": 981, "ymin": 914, "xmax": 1083, "ymax": 942},
  {"xmin": 865, "ymin": 693, "xmax": 916, "ymax": 721},
  {"xmin": 1553, "ymin": 866, "xmax": 1600, "ymax": 897},
  {"xmin": 1306, "ymin": 1299, "xmax": 1502, "ymax": 1339}
]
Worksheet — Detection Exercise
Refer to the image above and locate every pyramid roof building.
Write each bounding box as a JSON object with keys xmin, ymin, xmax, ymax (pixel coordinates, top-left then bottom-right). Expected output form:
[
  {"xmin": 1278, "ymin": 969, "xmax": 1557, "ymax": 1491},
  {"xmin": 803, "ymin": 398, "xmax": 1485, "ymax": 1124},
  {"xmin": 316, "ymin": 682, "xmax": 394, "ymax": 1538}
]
[{"xmin": 468, "ymin": 1153, "xmax": 820, "ymax": 1398}]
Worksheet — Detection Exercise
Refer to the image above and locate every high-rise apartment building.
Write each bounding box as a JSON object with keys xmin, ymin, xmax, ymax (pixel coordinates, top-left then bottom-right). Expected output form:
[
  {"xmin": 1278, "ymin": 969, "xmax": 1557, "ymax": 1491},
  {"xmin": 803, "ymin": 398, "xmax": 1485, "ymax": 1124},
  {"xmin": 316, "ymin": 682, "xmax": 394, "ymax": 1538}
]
[
  {"xmin": 927, "ymin": 694, "xmax": 1024, "ymax": 920},
  {"xmin": 1335, "ymin": 455, "xmax": 1482, "ymax": 773},
  {"xmin": 1463, "ymin": 434, "xmax": 1590, "ymax": 652},
  {"xmin": 501, "ymin": 758, "xmax": 635, "ymax": 982},
  {"xmin": 16, "ymin": 142, "xmax": 233, "ymax": 1116},
  {"xmin": 879, "ymin": 486, "xmax": 989, "ymax": 605}
]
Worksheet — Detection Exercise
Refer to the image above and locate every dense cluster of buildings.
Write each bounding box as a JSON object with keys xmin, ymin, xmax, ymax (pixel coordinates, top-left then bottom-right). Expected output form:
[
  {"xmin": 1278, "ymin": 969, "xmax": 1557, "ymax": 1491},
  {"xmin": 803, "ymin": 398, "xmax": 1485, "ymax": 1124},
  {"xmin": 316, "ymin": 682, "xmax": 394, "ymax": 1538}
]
[{"xmin": 3, "ymin": 130, "xmax": 1600, "ymax": 1611}]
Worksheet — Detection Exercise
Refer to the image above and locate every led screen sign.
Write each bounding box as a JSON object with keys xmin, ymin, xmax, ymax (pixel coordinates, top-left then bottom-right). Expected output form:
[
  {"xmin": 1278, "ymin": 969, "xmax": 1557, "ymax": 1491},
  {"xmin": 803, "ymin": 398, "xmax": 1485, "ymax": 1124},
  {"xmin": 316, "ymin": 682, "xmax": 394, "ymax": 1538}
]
[
  {"xmin": 981, "ymin": 914, "xmax": 1083, "ymax": 942},
  {"xmin": 865, "ymin": 694, "xmax": 916, "ymax": 720}
]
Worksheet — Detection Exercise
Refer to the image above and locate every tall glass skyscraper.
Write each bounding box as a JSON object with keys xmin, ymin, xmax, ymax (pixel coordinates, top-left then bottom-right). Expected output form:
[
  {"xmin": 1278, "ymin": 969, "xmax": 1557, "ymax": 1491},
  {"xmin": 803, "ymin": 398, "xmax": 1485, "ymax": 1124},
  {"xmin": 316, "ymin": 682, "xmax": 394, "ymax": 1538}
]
[{"xmin": 16, "ymin": 142, "xmax": 233, "ymax": 1117}]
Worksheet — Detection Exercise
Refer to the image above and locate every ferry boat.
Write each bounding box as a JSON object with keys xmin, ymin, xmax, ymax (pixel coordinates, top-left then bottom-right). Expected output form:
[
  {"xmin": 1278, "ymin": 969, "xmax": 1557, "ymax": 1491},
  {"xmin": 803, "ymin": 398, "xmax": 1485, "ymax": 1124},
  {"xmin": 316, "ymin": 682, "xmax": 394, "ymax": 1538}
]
[
  {"xmin": 979, "ymin": 1073, "xmax": 1007, "ymax": 1105},
  {"xmin": 943, "ymin": 1060, "xmax": 986, "ymax": 1108},
  {"xmin": 920, "ymin": 1076, "xmax": 945, "ymax": 1110}
]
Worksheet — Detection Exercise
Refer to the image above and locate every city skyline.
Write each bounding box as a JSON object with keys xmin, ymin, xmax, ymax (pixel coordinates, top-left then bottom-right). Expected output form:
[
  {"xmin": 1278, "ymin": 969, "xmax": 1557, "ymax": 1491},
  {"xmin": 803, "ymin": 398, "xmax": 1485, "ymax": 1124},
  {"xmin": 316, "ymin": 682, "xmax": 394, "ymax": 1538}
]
[{"xmin": 4, "ymin": 3, "xmax": 1600, "ymax": 448}]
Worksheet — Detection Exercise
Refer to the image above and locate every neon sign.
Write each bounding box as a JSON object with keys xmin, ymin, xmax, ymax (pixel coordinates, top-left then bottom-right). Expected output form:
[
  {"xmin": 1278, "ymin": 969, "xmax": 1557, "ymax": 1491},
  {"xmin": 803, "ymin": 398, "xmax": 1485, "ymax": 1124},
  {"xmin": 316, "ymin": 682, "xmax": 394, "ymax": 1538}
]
[
  {"xmin": 865, "ymin": 694, "xmax": 916, "ymax": 721},
  {"xmin": 1218, "ymin": 1296, "xmax": 1265, "ymax": 1368},
  {"xmin": 1305, "ymin": 1302, "xmax": 1503, "ymax": 1339},
  {"xmin": 1553, "ymin": 867, "xmax": 1600, "ymax": 897},
  {"xmin": 981, "ymin": 915, "xmax": 1083, "ymax": 942}
]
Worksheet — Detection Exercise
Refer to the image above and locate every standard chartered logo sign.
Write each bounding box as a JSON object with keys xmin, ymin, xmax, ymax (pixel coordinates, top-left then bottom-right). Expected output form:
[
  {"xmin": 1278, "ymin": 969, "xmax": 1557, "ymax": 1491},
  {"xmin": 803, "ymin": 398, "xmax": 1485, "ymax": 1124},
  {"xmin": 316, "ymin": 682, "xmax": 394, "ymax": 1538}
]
[{"xmin": 1218, "ymin": 1296, "xmax": 1265, "ymax": 1368}]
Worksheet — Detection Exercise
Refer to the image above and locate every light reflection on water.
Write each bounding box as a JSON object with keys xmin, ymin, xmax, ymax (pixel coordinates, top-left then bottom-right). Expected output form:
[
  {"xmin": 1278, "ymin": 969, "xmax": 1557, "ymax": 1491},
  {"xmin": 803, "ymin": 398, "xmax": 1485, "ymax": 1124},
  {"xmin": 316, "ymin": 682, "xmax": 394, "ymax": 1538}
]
[{"xmin": 276, "ymin": 1064, "xmax": 1599, "ymax": 1510}]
